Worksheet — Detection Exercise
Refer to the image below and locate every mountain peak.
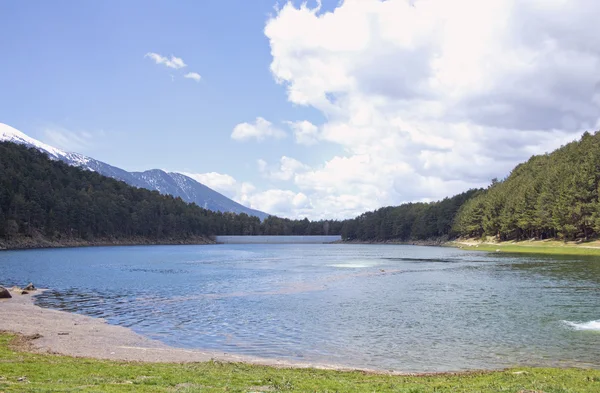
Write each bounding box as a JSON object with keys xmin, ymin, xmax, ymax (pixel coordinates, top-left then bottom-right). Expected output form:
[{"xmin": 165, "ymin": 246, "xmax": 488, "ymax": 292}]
[
  {"xmin": 0, "ymin": 123, "xmax": 28, "ymax": 139},
  {"xmin": 0, "ymin": 123, "xmax": 68, "ymax": 159}
]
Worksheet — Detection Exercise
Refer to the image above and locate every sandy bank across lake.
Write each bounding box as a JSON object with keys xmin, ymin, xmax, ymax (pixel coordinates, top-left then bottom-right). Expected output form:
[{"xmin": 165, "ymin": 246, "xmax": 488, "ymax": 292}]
[{"xmin": 0, "ymin": 289, "xmax": 398, "ymax": 374}]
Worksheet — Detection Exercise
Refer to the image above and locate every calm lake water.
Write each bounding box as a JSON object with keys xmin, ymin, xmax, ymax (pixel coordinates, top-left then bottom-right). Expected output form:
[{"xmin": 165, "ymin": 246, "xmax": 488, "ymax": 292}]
[{"xmin": 1, "ymin": 244, "xmax": 599, "ymax": 372}]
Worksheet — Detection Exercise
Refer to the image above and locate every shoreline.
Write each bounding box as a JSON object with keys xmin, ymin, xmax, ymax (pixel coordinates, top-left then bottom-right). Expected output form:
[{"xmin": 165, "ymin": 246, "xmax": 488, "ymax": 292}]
[
  {"xmin": 338, "ymin": 237, "xmax": 600, "ymax": 255},
  {"xmin": 0, "ymin": 289, "xmax": 430, "ymax": 375},
  {"xmin": 448, "ymin": 238, "xmax": 600, "ymax": 256},
  {"xmin": 335, "ymin": 238, "xmax": 448, "ymax": 246},
  {"xmin": 4, "ymin": 236, "xmax": 600, "ymax": 258},
  {"xmin": 2, "ymin": 289, "xmax": 597, "ymax": 381},
  {"xmin": 0, "ymin": 236, "xmax": 215, "ymax": 252}
]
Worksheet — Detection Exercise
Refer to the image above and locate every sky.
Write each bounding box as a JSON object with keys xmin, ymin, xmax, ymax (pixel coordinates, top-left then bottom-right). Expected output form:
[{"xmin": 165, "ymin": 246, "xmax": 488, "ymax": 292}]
[{"xmin": 1, "ymin": 0, "xmax": 599, "ymax": 220}]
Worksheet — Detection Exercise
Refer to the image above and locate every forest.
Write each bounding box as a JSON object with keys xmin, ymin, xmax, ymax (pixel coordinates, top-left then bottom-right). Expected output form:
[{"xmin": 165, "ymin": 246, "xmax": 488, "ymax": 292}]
[
  {"xmin": 0, "ymin": 141, "xmax": 471, "ymax": 245},
  {"xmin": 0, "ymin": 142, "xmax": 341, "ymax": 244},
  {"xmin": 2, "ymin": 131, "xmax": 600, "ymax": 247},
  {"xmin": 453, "ymin": 131, "xmax": 600, "ymax": 241},
  {"xmin": 339, "ymin": 190, "xmax": 478, "ymax": 241}
]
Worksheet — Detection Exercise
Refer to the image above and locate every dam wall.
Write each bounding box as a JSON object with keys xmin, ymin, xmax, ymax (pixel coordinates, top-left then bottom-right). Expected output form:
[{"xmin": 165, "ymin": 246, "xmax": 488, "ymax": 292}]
[{"xmin": 213, "ymin": 235, "xmax": 342, "ymax": 244}]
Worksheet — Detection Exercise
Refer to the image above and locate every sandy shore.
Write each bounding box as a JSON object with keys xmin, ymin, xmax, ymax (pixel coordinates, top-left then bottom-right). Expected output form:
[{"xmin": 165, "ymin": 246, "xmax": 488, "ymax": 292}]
[{"xmin": 0, "ymin": 289, "xmax": 389, "ymax": 373}]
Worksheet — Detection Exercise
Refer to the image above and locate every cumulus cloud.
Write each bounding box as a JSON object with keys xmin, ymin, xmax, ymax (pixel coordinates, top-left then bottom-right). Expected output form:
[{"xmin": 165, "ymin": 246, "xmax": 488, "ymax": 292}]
[
  {"xmin": 257, "ymin": 0, "xmax": 600, "ymax": 219},
  {"xmin": 180, "ymin": 171, "xmax": 256, "ymax": 205},
  {"xmin": 145, "ymin": 52, "xmax": 187, "ymax": 69},
  {"xmin": 231, "ymin": 117, "xmax": 287, "ymax": 141},
  {"xmin": 179, "ymin": 170, "xmax": 316, "ymax": 218},
  {"xmin": 182, "ymin": 172, "xmax": 239, "ymax": 196},
  {"xmin": 286, "ymin": 120, "xmax": 320, "ymax": 145},
  {"xmin": 184, "ymin": 72, "xmax": 201, "ymax": 82},
  {"xmin": 246, "ymin": 189, "xmax": 313, "ymax": 217},
  {"xmin": 258, "ymin": 156, "xmax": 309, "ymax": 181}
]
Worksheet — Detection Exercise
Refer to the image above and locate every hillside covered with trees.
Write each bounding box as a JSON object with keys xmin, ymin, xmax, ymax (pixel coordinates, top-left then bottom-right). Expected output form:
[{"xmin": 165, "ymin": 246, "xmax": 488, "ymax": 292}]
[
  {"xmin": 453, "ymin": 132, "xmax": 600, "ymax": 241},
  {"xmin": 346, "ymin": 131, "xmax": 600, "ymax": 243},
  {"xmin": 0, "ymin": 141, "xmax": 479, "ymax": 247},
  {"xmin": 339, "ymin": 190, "xmax": 479, "ymax": 242},
  {"xmin": 2, "ymin": 131, "xmax": 600, "ymax": 249},
  {"xmin": 0, "ymin": 142, "xmax": 340, "ymax": 247}
]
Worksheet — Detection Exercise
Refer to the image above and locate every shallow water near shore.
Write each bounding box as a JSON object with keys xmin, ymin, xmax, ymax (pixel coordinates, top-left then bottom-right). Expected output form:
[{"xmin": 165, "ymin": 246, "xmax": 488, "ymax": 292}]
[{"xmin": 1, "ymin": 244, "xmax": 599, "ymax": 372}]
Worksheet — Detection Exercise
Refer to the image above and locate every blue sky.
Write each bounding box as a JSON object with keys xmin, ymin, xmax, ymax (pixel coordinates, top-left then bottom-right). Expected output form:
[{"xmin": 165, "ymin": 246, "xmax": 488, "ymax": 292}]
[
  {"xmin": 1, "ymin": 0, "xmax": 598, "ymax": 219},
  {"xmin": 0, "ymin": 0, "xmax": 335, "ymax": 174}
]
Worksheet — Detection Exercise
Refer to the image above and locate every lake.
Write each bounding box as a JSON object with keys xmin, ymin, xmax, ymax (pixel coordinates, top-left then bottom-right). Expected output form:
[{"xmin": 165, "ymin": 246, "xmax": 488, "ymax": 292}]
[{"xmin": 1, "ymin": 244, "xmax": 599, "ymax": 372}]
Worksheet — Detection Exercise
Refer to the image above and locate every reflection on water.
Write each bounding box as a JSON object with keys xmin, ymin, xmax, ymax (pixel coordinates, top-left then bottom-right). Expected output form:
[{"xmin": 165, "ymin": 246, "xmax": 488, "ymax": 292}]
[{"xmin": 1, "ymin": 244, "xmax": 599, "ymax": 372}]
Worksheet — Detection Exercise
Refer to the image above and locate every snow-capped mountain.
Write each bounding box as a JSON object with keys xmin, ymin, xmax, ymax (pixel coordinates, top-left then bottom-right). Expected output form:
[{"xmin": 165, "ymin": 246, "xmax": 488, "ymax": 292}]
[{"xmin": 0, "ymin": 123, "xmax": 269, "ymax": 220}]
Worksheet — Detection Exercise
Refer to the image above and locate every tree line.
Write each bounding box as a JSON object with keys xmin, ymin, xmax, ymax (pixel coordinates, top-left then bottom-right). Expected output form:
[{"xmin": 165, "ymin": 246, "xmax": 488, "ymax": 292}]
[
  {"xmin": 339, "ymin": 190, "xmax": 479, "ymax": 241},
  {"xmin": 3, "ymin": 131, "xmax": 600, "ymax": 246},
  {"xmin": 453, "ymin": 131, "xmax": 600, "ymax": 241},
  {"xmin": 0, "ymin": 142, "xmax": 341, "ymax": 243}
]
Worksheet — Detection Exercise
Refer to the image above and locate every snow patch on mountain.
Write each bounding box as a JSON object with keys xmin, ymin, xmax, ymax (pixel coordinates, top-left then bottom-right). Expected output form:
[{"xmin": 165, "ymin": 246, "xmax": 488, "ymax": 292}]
[
  {"xmin": 0, "ymin": 123, "xmax": 96, "ymax": 172},
  {"xmin": 1, "ymin": 123, "xmax": 68, "ymax": 159}
]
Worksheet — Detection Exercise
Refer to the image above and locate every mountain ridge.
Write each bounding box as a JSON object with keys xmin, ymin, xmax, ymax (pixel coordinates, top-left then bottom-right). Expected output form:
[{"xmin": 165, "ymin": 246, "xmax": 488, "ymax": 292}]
[{"xmin": 0, "ymin": 123, "xmax": 269, "ymax": 220}]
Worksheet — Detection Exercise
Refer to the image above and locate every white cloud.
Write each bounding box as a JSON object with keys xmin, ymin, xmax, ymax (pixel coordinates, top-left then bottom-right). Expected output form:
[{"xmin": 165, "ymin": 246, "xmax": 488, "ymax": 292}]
[
  {"xmin": 258, "ymin": 156, "xmax": 309, "ymax": 181},
  {"xmin": 184, "ymin": 72, "xmax": 201, "ymax": 82},
  {"xmin": 145, "ymin": 52, "xmax": 187, "ymax": 69},
  {"xmin": 246, "ymin": 189, "xmax": 313, "ymax": 218},
  {"xmin": 287, "ymin": 120, "xmax": 320, "ymax": 145},
  {"xmin": 183, "ymin": 172, "xmax": 238, "ymax": 196},
  {"xmin": 179, "ymin": 170, "xmax": 315, "ymax": 218},
  {"xmin": 257, "ymin": 0, "xmax": 600, "ymax": 219},
  {"xmin": 180, "ymin": 171, "xmax": 256, "ymax": 203},
  {"xmin": 231, "ymin": 117, "xmax": 287, "ymax": 141}
]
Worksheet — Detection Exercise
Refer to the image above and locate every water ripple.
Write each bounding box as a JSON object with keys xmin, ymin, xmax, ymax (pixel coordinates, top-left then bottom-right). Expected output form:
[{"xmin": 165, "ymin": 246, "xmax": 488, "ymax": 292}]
[{"xmin": 1, "ymin": 244, "xmax": 599, "ymax": 372}]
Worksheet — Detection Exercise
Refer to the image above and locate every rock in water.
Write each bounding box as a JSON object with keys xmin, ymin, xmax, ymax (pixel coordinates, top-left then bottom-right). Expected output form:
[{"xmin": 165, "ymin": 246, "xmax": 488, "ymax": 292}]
[
  {"xmin": 23, "ymin": 283, "xmax": 36, "ymax": 291},
  {"xmin": 0, "ymin": 286, "xmax": 12, "ymax": 299}
]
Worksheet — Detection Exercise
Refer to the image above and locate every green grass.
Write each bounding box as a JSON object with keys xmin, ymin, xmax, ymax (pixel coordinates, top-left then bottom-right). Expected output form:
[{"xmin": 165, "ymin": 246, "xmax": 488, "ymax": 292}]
[
  {"xmin": 449, "ymin": 240, "xmax": 600, "ymax": 256},
  {"xmin": 0, "ymin": 334, "xmax": 599, "ymax": 392}
]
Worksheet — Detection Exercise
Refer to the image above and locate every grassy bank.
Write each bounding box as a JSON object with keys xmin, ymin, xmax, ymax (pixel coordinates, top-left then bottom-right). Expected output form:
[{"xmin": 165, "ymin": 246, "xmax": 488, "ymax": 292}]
[
  {"xmin": 0, "ymin": 334, "xmax": 599, "ymax": 392},
  {"xmin": 449, "ymin": 238, "xmax": 600, "ymax": 256}
]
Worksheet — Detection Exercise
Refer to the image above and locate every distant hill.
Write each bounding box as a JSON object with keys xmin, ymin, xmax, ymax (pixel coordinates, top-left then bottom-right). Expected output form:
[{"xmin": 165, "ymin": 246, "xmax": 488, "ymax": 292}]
[
  {"xmin": 339, "ymin": 189, "xmax": 480, "ymax": 242},
  {"xmin": 0, "ymin": 142, "xmax": 341, "ymax": 249},
  {"xmin": 0, "ymin": 141, "xmax": 267, "ymax": 247},
  {"xmin": 337, "ymin": 132, "xmax": 600, "ymax": 243},
  {"xmin": 0, "ymin": 123, "xmax": 269, "ymax": 220},
  {"xmin": 3, "ymin": 123, "xmax": 594, "ymax": 246},
  {"xmin": 454, "ymin": 131, "xmax": 600, "ymax": 241}
]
